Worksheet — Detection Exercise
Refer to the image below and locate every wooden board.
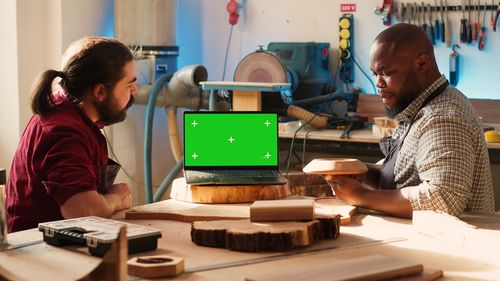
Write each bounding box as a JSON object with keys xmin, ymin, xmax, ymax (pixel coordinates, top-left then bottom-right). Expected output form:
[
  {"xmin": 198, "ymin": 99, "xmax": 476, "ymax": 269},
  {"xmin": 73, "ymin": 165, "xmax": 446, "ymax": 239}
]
[
  {"xmin": 245, "ymin": 255, "xmax": 423, "ymax": 281},
  {"xmin": 126, "ymin": 200, "xmax": 250, "ymax": 221},
  {"xmin": 250, "ymin": 199, "xmax": 315, "ymax": 222},
  {"xmin": 303, "ymin": 158, "xmax": 368, "ymax": 175},
  {"xmin": 170, "ymin": 178, "xmax": 290, "ymax": 203},
  {"xmin": 191, "ymin": 216, "xmax": 340, "ymax": 252},
  {"xmin": 315, "ymin": 198, "xmax": 357, "ymax": 225},
  {"xmin": 126, "ymin": 198, "xmax": 357, "ymax": 225},
  {"xmin": 391, "ymin": 268, "xmax": 443, "ymax": 281}
]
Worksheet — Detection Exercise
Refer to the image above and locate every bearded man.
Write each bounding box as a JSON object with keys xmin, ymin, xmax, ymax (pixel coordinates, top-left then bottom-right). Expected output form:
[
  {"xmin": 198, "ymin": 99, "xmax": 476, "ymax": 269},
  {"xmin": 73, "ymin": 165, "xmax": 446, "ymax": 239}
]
[{"xmin": 7, "ymin": 37, "xmax": 137, "ymax": 232}]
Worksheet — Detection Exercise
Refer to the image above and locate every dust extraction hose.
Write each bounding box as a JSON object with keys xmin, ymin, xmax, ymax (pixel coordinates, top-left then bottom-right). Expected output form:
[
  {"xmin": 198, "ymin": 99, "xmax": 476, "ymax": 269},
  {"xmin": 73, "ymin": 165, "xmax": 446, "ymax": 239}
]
[
  {"xmin": 144, "ymin": 74, "xmax": 173, "ymax": 203},
  {"xmin": 287, "ymin": 105, "xmax": 328, "ymax": 129},
  {"xmin": 167, "ymin": 107, "xmax": 182, "ymax": 162}
]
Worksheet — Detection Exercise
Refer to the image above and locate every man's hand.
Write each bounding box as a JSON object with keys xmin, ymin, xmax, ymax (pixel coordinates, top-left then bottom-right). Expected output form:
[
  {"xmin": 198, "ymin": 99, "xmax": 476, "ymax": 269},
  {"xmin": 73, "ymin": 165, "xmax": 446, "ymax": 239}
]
[
  {"xmin": 323, "ymin": 175, "xmax": 367, "ymax": 206},
  {"xmin": 106, "ymin": 183, "xmax": 132, "ymax": 211},
  {"xmin": 322, "ymin": 174, "xmax": 413, "ymax": 219},
  {"xmin": 61, "ymin": 183, "xmax": 132, "ymax": 219}
]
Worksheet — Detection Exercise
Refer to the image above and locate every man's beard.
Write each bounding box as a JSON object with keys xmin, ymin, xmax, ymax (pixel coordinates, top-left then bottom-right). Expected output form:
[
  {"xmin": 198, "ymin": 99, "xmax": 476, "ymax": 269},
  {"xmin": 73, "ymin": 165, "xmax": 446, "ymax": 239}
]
[
  {"xmin": 385, "ymin": 104, "xmax": 403, "ymax": 118},
  {"xmin": 95, "ymin": 95, "xmax": 135, "ymax": 126},
  {"xmin": 385, "ymin": 72, "xmax": 419, "ymax": 119}
]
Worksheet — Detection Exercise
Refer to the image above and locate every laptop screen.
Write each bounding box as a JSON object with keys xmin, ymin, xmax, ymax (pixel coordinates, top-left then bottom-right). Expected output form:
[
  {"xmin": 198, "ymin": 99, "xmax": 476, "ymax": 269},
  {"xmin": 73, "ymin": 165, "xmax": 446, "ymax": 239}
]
[{"xmin": 184, "ymin": 112, "xmax": 279, "ymax": 168}]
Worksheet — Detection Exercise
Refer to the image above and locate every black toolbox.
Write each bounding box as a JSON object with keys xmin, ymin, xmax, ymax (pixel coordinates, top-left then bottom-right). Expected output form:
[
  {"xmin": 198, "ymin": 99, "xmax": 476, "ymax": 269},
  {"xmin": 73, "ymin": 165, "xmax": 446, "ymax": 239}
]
[{"xmin": 39, "ymin": 216, "xmax": 162, "ymax": 257}]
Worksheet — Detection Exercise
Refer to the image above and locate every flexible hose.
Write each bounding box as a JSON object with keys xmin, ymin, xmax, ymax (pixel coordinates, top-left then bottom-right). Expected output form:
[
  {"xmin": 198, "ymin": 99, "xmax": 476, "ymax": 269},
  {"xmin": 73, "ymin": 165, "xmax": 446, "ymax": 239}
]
[
  {"xmin": 287, "ymin": 105, "xmax": 328, "ymax": 129},
  {"xmin": 153, "ymin": 158, "xmax": 184, "ymax": 202},
  {"xmin": 144, "ymin": 74, "xmax": 173, "ymax": 203},
  {"xmin": 167, "ymin": 107, "xmax": 182, "ymax": 161}
]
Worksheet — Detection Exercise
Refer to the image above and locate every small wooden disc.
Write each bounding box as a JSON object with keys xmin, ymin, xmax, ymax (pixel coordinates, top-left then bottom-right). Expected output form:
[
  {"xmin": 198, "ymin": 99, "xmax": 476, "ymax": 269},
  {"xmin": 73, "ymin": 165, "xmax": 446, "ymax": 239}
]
[{"xmin": 302, "ymin": 158, "xmax": 368, "ymax": 175}]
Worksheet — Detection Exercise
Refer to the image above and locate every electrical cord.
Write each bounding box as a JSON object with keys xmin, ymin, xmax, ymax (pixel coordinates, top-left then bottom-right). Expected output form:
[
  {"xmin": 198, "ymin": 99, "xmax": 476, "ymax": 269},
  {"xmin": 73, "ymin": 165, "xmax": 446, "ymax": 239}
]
[
  {"xmin": 352, "ymin": 56, "xmax": 377, "ymax": 94},
  {"xmin": 221, "ymin": 25, "xmax": 234, "ymax": 81},
  {"xmin": 301, "ymin": 128, "xmax": 315, "ymax": 190},
  {"xmin": 102, "ymin": 128, "xmax": 149, "ymax": 186},
  {"xmin": 284, "ymin": 116, "xmax": 315, "ymax": 178}
]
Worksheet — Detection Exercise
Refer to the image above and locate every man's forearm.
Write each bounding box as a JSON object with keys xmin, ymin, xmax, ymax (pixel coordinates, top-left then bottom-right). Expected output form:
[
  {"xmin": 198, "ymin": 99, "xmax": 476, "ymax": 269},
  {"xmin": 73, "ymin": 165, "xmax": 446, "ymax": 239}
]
[
  {"xmin": 61, "ymin": 191, "xmax": 118, "ymax": 219},
  {"xmin": 358, "ymin": 189, "xmax": 413, "ymax": 219}
]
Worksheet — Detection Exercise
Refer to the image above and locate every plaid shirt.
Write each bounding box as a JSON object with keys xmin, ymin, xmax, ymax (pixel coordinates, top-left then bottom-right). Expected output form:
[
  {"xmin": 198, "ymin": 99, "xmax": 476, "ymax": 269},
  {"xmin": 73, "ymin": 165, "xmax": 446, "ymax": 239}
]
[{"xmin": 392, "ymin": 75, "xmax": 495, "ymax": 216}]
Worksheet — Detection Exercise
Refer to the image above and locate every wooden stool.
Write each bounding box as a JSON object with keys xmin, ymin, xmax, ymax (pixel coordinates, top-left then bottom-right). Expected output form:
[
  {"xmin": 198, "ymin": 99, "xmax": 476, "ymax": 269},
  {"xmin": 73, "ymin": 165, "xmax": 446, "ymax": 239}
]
[{"xmin": 170, "ymin": 177, "xmax": 290, "ymax": 203}]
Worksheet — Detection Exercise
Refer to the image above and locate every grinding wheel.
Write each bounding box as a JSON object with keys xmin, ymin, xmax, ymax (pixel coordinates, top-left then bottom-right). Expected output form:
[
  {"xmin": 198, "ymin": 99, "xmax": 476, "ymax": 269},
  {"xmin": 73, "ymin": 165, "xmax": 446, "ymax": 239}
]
[{"xmin": 234, "ymin": 50, "xmax": 288, "ymax": 83}]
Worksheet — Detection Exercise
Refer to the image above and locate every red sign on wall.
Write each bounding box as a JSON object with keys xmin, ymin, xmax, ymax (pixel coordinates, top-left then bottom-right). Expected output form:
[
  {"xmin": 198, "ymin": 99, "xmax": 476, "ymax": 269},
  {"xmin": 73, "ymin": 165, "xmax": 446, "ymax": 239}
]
[{"xmin": 340, "ymin": 4, "xmax": 356, "ymax": 12}]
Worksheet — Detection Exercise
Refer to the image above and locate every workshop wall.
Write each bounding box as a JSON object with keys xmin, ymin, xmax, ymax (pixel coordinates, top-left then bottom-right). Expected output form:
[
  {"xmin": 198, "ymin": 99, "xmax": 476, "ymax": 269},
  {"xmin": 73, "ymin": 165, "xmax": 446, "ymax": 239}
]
[
  {"xmin": 178, "ymin": 0, "xmax": 499, "ymax": 99},
  {"xmin": 2, "ymin": 0, "xmax": 498, "ymax": 206},
  {"xmin": 0, "ymin": 1, "xmax": 21, "ymax": 172}
]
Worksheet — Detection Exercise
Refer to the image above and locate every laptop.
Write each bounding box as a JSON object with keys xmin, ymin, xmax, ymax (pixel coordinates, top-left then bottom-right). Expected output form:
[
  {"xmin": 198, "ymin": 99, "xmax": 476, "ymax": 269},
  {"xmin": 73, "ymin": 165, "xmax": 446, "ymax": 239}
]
[{"xmin": 183, "ymin": 111, "xmax": 287, "ymax": 185}]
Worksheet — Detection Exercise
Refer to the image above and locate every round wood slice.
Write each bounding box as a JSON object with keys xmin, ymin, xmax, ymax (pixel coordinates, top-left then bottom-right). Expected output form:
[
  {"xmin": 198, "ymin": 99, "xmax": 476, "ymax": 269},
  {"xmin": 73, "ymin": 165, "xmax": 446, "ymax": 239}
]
[
  {"xmin": 302, "ymin": 158, "xmax": 368, "ymax": 175},
  {"xmin": 170, "ymin": 178, "xmax": 290, "ymax": 203},
  {"xmin": 191, "ymin": 217, "xmax": 340, "ymax": 252}
]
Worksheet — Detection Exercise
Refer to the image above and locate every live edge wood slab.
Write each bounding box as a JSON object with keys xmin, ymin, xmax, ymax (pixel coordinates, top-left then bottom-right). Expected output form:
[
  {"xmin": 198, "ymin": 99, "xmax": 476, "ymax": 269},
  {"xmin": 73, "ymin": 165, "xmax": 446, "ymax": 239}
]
[
  {"xmin": 190, "ymin": 216, "xmax": 340, "ymax": 252},
  {"xmin": 170, "ymin": 177, "xmax": 290, "ymax": 203},
  {"xmin": 126, "ymin": 198, "xmax": 356, "ymax": 225}
]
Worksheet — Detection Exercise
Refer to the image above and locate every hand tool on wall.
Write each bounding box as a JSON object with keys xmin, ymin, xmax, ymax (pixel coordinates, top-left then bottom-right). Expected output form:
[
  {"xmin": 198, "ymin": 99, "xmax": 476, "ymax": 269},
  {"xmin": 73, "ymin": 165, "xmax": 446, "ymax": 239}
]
[
  {"xmin": 478, "ymin": 0, "xmax": 487, "ymax": 49},
  {"xmin": 449, "ymin": 45, "xmax": 460, "ymax": 87},
  {"xmin": 444, "ymin": 0, "xmax": 451, "ymax": 46},
  {"xmin": 374, "ymin": 0, "xmax": 394, "ymax": 26},
  {"xmin": 421, "ymin": 2, "xmax": 428, "ymax": 34},
  {"xmin": 415, "ymin": 2, "xmax": 420, "ymax": 27},
  {"xmin": 407, "ymin": 2, "xmax": 413, "ymax": 24},
  {"xmin": 460, "ymin": 0, "xmax": 468, "ymax": 43},
  {"xmin": 401, "ymin": 3, "xmax": 410, "ymax": 23},
  {"xmin": 434, "ymin": 0, "xmax": 441, "ymax": 40},
  {"xmin": 396, "ymin": 0, "xmax": 403, "ymax": 22},
  {"xmin": 428, "ymin": 4, "xmax": 436, "ymax": 44},
  {"xmin": 413, "ymin": 2, "xmax": 418, "ymax": 25},
  {"xmin": 401, "ymin": 3, "xmax": 408, "ymax": 23},
  {"xmin": 468, "ymin": 0, "xmax": 473, "ymax": 43},
  {"xmin": 491, "ymin": 0, "xmax": 496, "ymax": 28},
  {"xmin": 473, "ymin": 1, "xmax": 479, "ymax": 41},
  {"xmin": 494, "ymin": 3, "xmax": 500, "ymax": 31}
]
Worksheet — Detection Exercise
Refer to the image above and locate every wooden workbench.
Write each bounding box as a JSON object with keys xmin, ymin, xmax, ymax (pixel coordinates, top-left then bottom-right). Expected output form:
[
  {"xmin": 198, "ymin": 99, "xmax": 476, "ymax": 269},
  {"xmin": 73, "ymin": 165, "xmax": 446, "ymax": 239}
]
[
  {"xmin": 1, "ymin": 201, "xmax": 500, "ymax": 280},
  {"xmin": 279, "ymin": 127, "xmax": 500, "ymax": 149}
]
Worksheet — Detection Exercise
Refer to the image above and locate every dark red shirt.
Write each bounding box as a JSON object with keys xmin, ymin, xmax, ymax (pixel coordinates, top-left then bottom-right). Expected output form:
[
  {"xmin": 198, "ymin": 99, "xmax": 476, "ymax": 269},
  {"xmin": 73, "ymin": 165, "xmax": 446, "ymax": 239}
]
[{"xmin": 7, "ymin": 97, "xmax": 108, "ymax": 232}]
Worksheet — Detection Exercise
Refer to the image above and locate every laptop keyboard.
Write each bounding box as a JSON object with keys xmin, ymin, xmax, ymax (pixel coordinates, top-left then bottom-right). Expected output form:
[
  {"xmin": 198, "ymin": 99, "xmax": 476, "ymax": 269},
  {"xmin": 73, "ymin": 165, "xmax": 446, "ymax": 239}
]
[{"xmin": 186, "ymin": 169, "xmax": 279, "ymax": 179}]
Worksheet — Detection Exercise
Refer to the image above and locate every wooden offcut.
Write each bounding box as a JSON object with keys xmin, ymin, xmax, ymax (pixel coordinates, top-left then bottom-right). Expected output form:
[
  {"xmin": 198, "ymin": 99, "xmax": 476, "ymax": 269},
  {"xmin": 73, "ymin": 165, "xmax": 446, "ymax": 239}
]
[
  {"xmin": 303, "ymin": 158, "xmax": 368, "ymax": 175},
  {"xmin": 170, "ymin": 177, "xmax": 289, "ymax": 203},
  {"xmin": 250, "ymin": 199, "xmax": 315, "ymax": 222},
  {"xmin": 128, "ymin": 255, "xmax": 184, "ymax": 279},
  {"xmin": 245, "ymin": 255, "xmax": 424, "ymax": 281},
  {"xmin": 233, "ymin": 90, "xmax": 262, "ymax": 111},
  {"xmin": 315, "ymin": 198, "xmax": 357, "ymax": 225},
  {"xmin": 191, "ymin": 216, "xmax": 340, "ymax": 252}
]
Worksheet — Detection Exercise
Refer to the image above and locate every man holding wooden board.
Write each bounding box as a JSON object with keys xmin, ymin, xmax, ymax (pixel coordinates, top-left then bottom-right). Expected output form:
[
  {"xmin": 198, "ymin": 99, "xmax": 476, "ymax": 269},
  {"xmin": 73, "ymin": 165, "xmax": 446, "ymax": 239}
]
[{"xmin": 308, "ymin": 24, "xmax": 494, "ymax": 219}]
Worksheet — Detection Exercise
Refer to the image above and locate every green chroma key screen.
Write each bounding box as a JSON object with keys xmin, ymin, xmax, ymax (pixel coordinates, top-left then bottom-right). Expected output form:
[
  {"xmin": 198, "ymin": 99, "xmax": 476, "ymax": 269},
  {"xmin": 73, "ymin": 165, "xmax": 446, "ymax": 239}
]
[{"xmin": 184, "ymin": 112, "xmax": 278, "ymax": 167}]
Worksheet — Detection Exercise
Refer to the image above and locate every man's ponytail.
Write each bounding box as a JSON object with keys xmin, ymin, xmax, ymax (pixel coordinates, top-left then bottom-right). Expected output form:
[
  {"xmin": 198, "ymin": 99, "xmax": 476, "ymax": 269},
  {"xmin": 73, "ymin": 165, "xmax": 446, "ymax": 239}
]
[{"xmin": 30, "ymin": 70, "xmax": 63, "ymax": 115}]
